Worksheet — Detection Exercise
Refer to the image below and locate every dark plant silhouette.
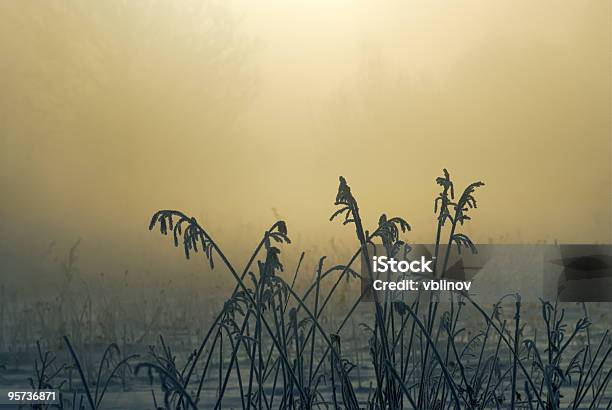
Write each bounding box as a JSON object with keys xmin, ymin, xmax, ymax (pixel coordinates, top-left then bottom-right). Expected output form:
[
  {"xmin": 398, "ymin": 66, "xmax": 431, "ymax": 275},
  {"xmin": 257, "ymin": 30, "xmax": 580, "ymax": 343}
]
[
  {"xmin": 4, "ymin": 173, "xmax": 610, "ymax": 410},
  {"xmin": 431, "ymin": 170, "xmax": 484, "ymax": 278}
]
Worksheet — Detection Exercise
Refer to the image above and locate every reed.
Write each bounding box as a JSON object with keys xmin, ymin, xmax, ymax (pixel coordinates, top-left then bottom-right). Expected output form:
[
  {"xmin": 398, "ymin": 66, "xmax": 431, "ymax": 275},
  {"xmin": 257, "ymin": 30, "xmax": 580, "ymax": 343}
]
[{"xmin": 3, "ymin": 171, "xmax": 609, "ymax": 409}]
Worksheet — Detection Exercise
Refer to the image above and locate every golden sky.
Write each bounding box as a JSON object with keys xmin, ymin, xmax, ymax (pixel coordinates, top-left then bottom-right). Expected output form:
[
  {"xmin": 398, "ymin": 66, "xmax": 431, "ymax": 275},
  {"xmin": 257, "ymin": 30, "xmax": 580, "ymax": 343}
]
[{"xmin": 0, "ymin": 1, "xmax": 610, "ymax": 276}]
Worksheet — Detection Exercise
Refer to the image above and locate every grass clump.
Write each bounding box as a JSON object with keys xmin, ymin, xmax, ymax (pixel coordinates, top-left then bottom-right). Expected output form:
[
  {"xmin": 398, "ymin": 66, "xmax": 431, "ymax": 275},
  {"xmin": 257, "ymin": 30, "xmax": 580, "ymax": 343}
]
[
  {"xmin": 136, "ymin": 171, "xmax": 610, "ymax": 409},
  {"xmin": 5, "ymin": 171, "xmax": 608, "ymax": 409}
]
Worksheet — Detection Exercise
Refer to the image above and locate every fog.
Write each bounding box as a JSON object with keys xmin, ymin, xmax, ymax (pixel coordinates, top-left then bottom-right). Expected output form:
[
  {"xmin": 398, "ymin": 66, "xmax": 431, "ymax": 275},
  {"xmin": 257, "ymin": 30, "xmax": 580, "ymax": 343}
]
[{"xmin": 0, "ymin": 0, "xmax": 610, "ymax": 282}]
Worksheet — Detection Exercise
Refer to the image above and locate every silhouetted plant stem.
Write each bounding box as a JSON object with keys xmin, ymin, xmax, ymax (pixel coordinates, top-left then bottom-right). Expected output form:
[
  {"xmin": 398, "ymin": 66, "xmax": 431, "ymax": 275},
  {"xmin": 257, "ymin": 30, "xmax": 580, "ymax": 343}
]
[
  {"xmin": 441, "ymin": 222, "xmax": 458, "ymax": 277},
  {"xmin": 63, "ymin": 336, "xmax": 95, "ymax": 410},
  {"xmin": 215, "ymin": 314, "xmax": 251, "ymax": 409},
  {"xmin": 510, "ymin": 295, "xmax": 521, "ymax": 410},
  {"xmin": 195, "ymin": 327, "xmax": 221, "ymax": 403},
  {"xmin": 478, "ymin": 320, "xmax": 506, "ymax": 409},
  {"xmin": 307, "ymin": 258, "xmax": 323, "ymax": 387},
  {"xmin": 386, "ymin": 360, "xmax": 418, "ymax": 408},
  {"xmin": 433, "ymin": 169, "xmax": 454, "ymax": 277}
]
